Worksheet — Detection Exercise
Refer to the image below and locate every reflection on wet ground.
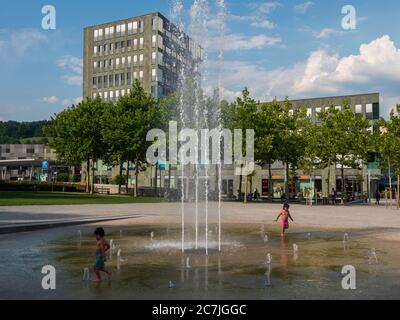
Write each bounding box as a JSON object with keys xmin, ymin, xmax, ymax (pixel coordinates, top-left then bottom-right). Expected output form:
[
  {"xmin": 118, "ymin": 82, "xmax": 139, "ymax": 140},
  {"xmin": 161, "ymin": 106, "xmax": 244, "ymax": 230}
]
[{"xmin": 1, "ymin": 224, "xmax": 400, "ymax": 300}]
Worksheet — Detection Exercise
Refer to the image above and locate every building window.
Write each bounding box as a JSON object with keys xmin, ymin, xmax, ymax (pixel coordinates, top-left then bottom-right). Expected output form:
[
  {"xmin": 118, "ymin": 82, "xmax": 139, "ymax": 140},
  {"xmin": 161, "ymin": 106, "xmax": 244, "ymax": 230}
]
[
  {"xmin": 115, "ymin": 74, "xmax": 120, "ymax": 86},
  {"xmin": 110, "ymin": 91, "xmax": 114, "ymax": 99},
  {"xmin": 133, "ymin": 55, "xmax": 138, "ymax": 66},
  {"xmin": 139, "ymin": 54, "xmax": 144, "ymax": 65},
  {"xmin": 307, "ymin": 108, "xmax": 312, "ymax": 117},
  {"xmin": 152, "ymin": 68, "xmax": 157, "ymax": 81},
  {"xmin": 139, "ymin": 70, "xmax": 144, "ymax": 79},
  {"xmin": 152, "ymin": 35, "xmax": 157, "ymax": 48},
  {"xmin": 121, "ymin": 73, "xmax": 125, "ymax": 86},
  {"xmin": 152, "ymin": 51, "xmax": 157, "ymax": 64},
  {"xmin": 152, "ymin": 17, "xmax": 158, "ymax": 31},
  {"xmin": 139, "ymin": 37, "xmax": 144, "ymax": 50},
  {"xmin": 133, "ymin": 21, "xmax": 138, "ymax": 34},
  {"xmin": 128, "ymin": 22, "xmax": 133, "ymax": 35},
  {"xmin": 127, "ymin": 72, "xmax": 132, "ymax": 85},
  {"xmin": 335, "ymin": 105, "xmax": 342, "ymax": 111},
  {"xmin": 139, "ymin": 20, "xmax": 144, "ymax": 33},
  {"xmin": 355, "ymin": 104, "xmax": 362, "ymax": 114},
  {"xmin": 109, "ymin": 75, "xmax": 113, "ymax": 87},
  {"xmin": 366, "ymin": 103, "xmax": 374, "ymax": 120}
]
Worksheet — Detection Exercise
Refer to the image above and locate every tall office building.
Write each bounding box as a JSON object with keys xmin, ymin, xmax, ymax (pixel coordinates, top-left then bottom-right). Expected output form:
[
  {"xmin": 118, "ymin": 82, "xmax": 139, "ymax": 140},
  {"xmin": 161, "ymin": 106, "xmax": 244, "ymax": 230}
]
[{"xmin": 83, "ymin": 12, "xmax": 203, "ymax": 101}]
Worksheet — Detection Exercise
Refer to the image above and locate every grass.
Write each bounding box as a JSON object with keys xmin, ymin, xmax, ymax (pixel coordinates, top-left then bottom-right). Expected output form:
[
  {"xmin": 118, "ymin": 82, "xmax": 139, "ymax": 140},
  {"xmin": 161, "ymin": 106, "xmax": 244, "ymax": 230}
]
[{"xmin": 0, "ymin": 191, "xmax": 166, "ymax": 206}]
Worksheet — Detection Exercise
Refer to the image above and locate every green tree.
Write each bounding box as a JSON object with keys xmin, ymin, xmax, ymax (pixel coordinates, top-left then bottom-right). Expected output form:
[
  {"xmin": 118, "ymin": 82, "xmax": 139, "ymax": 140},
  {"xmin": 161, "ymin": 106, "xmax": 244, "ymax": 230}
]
[
  {"xmin": 256, "ymin": 99, "xmax": 284, "ymax": 201},
  {"xmin": 275, "ymin": 98, "xmax": 309, "ymax": 202},
  {"xmin": 102, "ymin": 80, "xmax": 159, "ymax": 196},
  {"xmin": 45, "ymin": 97, "xmax": 107, "ymax": 194},
  {"xmin": 377, "ymin": 110, "xmax": 400, "ymax": 208},
  {"xmin": 230, "ymin": 88, "xmax": 258, "ymax": 203},
  {"xmin": 316, "ymin": 103, "xmax": 372, "ymax": 202}
]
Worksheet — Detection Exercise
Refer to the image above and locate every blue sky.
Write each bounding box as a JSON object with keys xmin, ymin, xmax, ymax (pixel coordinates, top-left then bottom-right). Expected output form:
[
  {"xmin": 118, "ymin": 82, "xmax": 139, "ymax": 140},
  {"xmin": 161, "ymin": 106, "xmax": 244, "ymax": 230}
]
[{"xmin": 0, "ymin": 0, "xmax": 399, "ymax": 121}]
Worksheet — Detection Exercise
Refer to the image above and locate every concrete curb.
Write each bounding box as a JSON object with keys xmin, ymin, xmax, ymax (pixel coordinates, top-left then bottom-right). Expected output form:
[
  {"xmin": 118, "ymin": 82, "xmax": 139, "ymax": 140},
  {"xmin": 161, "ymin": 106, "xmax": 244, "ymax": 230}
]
[{"xmin": 0, "ymin": 214, "xmax": 142, "ymax": 235}]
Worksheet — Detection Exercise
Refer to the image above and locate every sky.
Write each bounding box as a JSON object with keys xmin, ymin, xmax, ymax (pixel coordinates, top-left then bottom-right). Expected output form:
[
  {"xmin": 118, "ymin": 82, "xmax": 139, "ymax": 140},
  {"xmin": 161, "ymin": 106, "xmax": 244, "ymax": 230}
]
[{"xmin": 0, "ymin": 0, "xmax": 399, "ymax": 121}]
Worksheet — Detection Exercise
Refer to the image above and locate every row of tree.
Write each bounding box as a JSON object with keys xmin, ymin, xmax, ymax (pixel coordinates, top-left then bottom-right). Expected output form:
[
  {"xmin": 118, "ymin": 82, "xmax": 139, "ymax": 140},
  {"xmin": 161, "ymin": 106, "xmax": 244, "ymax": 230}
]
[
  {"xmin": 45, "ymin": 79, "xmax": 400, "ymax": 206},
  {"xmin": 45, "ymin": 81, "xmax": 159, "ymax": 195},
  {"xmin": 224, "ymin": 88, "xmax": 375, "ymax": 203}
]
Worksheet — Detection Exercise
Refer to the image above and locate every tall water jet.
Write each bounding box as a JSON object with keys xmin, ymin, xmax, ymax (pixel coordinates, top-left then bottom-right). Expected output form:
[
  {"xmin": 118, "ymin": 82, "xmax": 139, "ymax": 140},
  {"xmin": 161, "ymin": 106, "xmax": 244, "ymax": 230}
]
[
  {"xmin": 82, "ymin": 267, "xmax": 90, "ymax": 282},
  {"xmin": 215, "ymin": 0, "xmax": 226, "ymax": 253},
  {"xmin": 369, "ymin": 248, "xmax": 379, "ymax": 264},
  {"xmin": 266, "ymin": 253, "xmax": 272, "ymax": 265}
]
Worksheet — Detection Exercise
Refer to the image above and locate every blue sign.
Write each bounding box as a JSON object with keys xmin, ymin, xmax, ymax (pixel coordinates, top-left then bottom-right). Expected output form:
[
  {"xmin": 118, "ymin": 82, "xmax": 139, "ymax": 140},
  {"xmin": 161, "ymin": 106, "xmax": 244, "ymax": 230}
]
[
  {"xmin": 42, "ymin": 161, "xmax": 49, "ymax": 170},
  {"xmin": 157, "ymin": 161, "xmax": 166, "ymax": 171}
]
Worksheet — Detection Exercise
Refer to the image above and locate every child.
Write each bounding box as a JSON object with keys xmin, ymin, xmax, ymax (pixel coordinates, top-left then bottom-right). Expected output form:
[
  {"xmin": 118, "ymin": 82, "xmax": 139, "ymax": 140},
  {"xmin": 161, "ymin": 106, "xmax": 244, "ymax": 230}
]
[
  {"xmin": 93, "ymin": 227, "xmax": 112, "ymax": 282},
  {"xmin": 275, "ymin": 203, "xmax": 294, "ymax": 237}
]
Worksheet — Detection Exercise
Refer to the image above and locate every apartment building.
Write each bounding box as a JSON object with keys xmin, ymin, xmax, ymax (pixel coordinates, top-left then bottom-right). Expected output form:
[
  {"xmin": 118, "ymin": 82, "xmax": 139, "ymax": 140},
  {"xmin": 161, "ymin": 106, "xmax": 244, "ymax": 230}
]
[{"xmin": 83, "ymin": 12, "xmax": 203, "ymax": 101}]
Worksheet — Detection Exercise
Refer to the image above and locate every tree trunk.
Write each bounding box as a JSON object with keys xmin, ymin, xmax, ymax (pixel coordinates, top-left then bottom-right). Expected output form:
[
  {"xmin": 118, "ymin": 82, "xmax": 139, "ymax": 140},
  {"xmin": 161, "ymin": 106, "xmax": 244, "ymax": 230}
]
[
  {"xmin": 134, "ymin": 164, "xmax": 139, "ymax": 198},
  {"xmin": 341, "ymin": 164, "xmax": 345, "ymax": 204},
  {"xmin": 238, "ymin": 164, "xmax": 244, "ymax": 197},
  {"xmin": 86, "ymin": 159, "xmax": 90, "ymax": 193},
  {"xmin": 126, "ymin": 161, "xmax": 130, "ymax": 195},
  {"xmin": 118, "ymin": 160, "xmax": 123, "ymax": 195},
  {"xmin": 397, "ymin": 174, "xmax": 400, "ymax": 209},
  {"xmin": 268, "ymin": 163, "xmax": 273, "ymax": 203},
  {"xmin": 155, "ymin": 164, "xmax": 158, "ymax": 197},
  {"xmin": 285, "ymin": 162, "xmax": 290, "ymax": 203},
  {"xmin": 326, "ymin": 159, "xmax": 331, "ymax": 198},
  {"xmin": 168, "ymin": 163, "xmax": 172, "ymax": 190},
  {"xmin": 90, "ymin": 159, "xmax": 95, "ymax": 195},
  {"xmin": 244, "ymin": 175, "xmax": 248, "ymax": 204}
]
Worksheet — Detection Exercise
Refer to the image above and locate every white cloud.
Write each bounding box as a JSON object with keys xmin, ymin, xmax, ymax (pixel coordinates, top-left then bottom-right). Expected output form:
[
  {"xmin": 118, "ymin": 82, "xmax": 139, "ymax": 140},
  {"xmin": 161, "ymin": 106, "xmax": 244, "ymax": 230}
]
[
  {"xmin": 251, "ymin": 19, "xmax": 275, "ymax": 29},
  {"xmin": 228, "ymin": 14, "xmax": 276, "ymax": 29},
  {"xmin": 254, "ymin": 2, "xmax": 282, "ymax": 14},
  {"xmin": 208, "ymin": 33, "xmax": 281, "ymax": 51},
  {"xmin": 294, "ymin": 2, "xmax": 314, "ymax": 14},
  {"xmin": 0, "ymin": 29, "xmax": 47, "ymax": 57},
  {"xmin": 57, "ymin": 55, "xmax": 83, "ymax": 86},
  {"xmin": 61, "ymin": 96, "xmax": 83, "ymax": 106},
  {"xmin": 206, "ymin": 35, "xmax": 400, "ymax": 117},
  {"xmin": 315, "ymin": 28, "xmax": 344, "ymax": 39},
  {"xmin": 42, "ymin": 96, "xmax": 59, "ymax": 104}
]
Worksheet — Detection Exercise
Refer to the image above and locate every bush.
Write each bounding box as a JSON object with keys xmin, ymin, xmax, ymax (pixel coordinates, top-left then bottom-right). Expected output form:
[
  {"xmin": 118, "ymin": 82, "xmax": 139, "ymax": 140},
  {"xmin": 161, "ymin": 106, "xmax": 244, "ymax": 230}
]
[
  {"xmin": 0, "ymin": 180, "xmax": 86, "ymax": 192},
  {"xmin": 112, "ymin": 175, "xmax": 126, "ymax": 185}
]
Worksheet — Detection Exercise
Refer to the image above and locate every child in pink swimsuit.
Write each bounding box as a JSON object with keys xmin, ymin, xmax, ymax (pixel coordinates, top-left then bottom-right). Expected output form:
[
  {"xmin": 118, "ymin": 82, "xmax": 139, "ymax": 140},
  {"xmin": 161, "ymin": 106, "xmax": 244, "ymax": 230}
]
[{"xmin": 275, "ymin": 203, "xmax": 294, "ymax": 237}]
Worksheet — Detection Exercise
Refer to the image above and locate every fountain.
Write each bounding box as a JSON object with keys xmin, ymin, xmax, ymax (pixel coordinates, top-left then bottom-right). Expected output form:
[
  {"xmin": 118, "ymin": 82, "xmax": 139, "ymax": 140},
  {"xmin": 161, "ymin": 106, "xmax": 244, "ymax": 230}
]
[
  {"xmin": 265, "ymin": 264, "xmax": 271, "ymax": 287},
  {"xmin": 307, "ymin": 232, "xmax": 311, "ymax": 240},
  {"xmin": 120, "ymin": 230, "xmax": 123, "ymax": 236},
  {"xmin": 369, "ymin": 248, "xmax": 379, "ymax": 264},
  {"xmin": 169, "ymin": 0, "xmax": 226, "ymax": 256},
  {"xmin": 264, "ymin": 234, "xmax": 269, "ymax": 243},
  {"xmin": 150, "ymin": 232, "xmax": 155, "ymax": 242},
  {"xmin": 343, "ymin": 233, "xmax": 349, "ymax": 243},
  {"xmin": 82, "ymin": 267, "xmax": 90, "ymax": 282},
  {"xmin": 77, "ymin": 230, "xmax": 82, "ymax": 240},
  {"xmin": 266, "ymin": 253, "xmax": 272, "ymax": 265},
  {"xmin": 186, "ymin": 257, "xmax": 191, "ymax": 269},
  {"xmin": 116, "ymin": 249, "xmax": 127, "ymax": 270},
  {"xmin": 293, "ymin": 244, "xmax": 299, "ymax": 253},
  {"xmin": 169, "ymin": 280, "xmax": 176, "ymax": 289}
]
